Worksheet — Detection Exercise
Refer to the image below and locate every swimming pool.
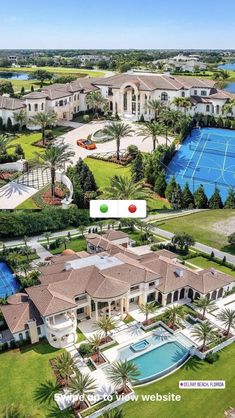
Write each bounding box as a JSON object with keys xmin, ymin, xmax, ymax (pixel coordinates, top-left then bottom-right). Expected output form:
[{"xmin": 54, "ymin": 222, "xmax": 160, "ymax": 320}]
[
  {"xmin": 132, "ymin": 341, "xmax": 189, "ymax": 384},
  {"xmin": 0, "ymin": 262, "xmax": 20, "ymax": 298},
  {"xmin": 166, "ymin": 127, "xmax": 235, "ymax": 201}
]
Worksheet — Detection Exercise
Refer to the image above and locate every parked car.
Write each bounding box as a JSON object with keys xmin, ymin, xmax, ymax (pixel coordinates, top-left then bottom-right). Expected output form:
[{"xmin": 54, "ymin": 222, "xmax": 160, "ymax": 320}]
[{"xmin": 77, "ymin": 139, "xmax": 97, "ymax": 150}]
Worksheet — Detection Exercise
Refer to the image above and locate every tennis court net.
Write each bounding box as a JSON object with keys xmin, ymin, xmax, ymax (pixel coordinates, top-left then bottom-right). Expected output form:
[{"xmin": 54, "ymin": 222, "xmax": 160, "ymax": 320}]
[{"xmin": 189, "ymin": 143, "xmax": 235, "ymax": 158}]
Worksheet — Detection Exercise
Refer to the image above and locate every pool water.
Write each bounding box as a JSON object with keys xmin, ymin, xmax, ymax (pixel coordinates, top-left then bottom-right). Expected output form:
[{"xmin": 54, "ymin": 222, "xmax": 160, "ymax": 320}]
[
  {"xmin": 0, "ymin": 262, "xmax": 20, "ymax": 298},
  {"xmin": 132, "ymin": 341, "xmax": 189, "ymax": 383}
]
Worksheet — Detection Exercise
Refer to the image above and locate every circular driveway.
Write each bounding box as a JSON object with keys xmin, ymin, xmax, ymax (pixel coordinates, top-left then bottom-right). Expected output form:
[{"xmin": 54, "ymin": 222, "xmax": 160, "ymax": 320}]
[{"xmin": 55, "ymin": 121, "xmax": 173, "ymax": 166}]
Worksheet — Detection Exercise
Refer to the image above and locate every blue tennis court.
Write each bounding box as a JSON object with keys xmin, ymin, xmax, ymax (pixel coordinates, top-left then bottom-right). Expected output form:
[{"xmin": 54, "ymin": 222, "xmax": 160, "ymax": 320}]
[
  {"xmin": 166, "ymin": 127, "xmax": 235, "ymax": 201},
  {"xmin": 0, "ymin": 262, "xmax": 20, "ymax": 298}
]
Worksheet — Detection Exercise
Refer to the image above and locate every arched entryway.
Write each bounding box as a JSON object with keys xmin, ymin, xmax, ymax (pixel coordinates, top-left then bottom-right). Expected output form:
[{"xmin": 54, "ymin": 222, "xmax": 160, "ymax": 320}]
[
  {"xmin": 173, "ymin": 290, "xmax": 179, "ymax": 302},
  {"xmin": 211, "ymin": 290, "xmax": 217, "ymax": 300},
  {"xmin": 188, "ymin": 288, "xmax": 194, "ymax": 300},
  {"xmin": 194, "ymin": 292, "xmax": 200, "ymax": 300},
  {"xmin": 218, "ymin": 288, "xmax": 223, "ymax": 298},
  {"xmin": 206, "ymin": 293, "xmax": 210, "ymax": 299},
  {"xmin": 179, "ymin": 288, "xmax": 185, "ymax": 299},
  {"xmin": 166, "ymin": 293, "xmax": 172, "ymax": 304}
]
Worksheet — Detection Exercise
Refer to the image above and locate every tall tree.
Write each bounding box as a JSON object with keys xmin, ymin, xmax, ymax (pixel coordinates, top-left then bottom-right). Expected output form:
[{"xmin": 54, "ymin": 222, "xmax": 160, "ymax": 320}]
[
  {"xmin": 224, "ymin": 188, "xmax": 235, "ymax": 209},
  {"xmin": 165, "ymin": 176, "xmax": 177, "ymax": 202},
  {"xmin": 217, "ymin": 308, "xmax": 235, "ymax": 335},
  {"xmin": 86, "ymin": 90, "xmax": 106, "ymax": 115},
  {"xmin": 107, "ymin": 360, "xmax": 140, "ymax": 393},
  {"xmin": 13, "ymin": 109, "xmax": 27, "ymax": 131},
  {"xmin": 29, "ymin": 111, "xmax": 57, "ymax": 145},
  {"xmin": 146, "ymin": 99, "xmax": 165, "ymax": 120},
  {"xmin": 35, "ymin": 143, "xmax": 75, "ymax": 198},
  {"xmin": 137, "ymin": 121, "xmax": 163, "ymax": 151},
  {"xmin": 101, "ymin": 122, "xmax": 134, "ymax": 160},
  {"xmin": 170, "ymin": 183, "xmax": 183, "ymax": 209},
  {"xmin": 182, "ymin": 182, "xmax": 194, "ymax": 208},
  {"xmin": 131, "ymin": 152, "xmax": 145, "ymax": 182},
  {"xmin": 102, "ymin": 176, "xmax": 150, "ymax": 200},
  {"xmin": 154, "ymin": 169, "xmax": 167, "ymax": 197},
  {"xmin": 194, "ymin": 297, "xmax": 215, "ymax": 319},
  {"xmin": 208, "ymin": 187, "xmax": 223, "ymax": 209},
  {"xmin": 193, "ymin": 185, "xmax": 208, "ymax": 209}
]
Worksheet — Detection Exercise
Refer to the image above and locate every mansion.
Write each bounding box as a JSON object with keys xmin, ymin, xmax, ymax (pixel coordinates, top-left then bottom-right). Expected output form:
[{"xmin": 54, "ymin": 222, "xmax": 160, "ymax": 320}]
[
  {"xmin": 1, "ymin": 230, "xmax": 234, "ymax": 349},
  {"xmin": 0, "ymin": 72, "xmax": 235, "ymax": 126}
]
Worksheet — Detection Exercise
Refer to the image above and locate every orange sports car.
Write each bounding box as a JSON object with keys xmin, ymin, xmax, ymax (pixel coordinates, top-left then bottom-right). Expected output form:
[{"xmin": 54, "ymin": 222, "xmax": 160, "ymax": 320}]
[{"xmin": 76, "ymin": 139, "xmax": 97, "ymax": 150}]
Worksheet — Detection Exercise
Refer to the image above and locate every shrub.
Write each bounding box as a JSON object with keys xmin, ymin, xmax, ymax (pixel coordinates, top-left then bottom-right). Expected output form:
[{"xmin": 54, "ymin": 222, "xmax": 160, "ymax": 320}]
[
  {"xmin": 127, "ymin": 145, "xmax": 139, "ymax": 159},
  {"xmin": 79, "ymin": 343, "xmax": 92, "ymax": 357},
  {"xmin": 205, "ymin": 352, "xmax": 220, "ymax": 363},
  {"xmin": 83, "ymin": 114, "xmax": 90, "ymax": 123},
  {"xmin": 44, "ymin": 129, "xmax": 53, "ymax": 139}
]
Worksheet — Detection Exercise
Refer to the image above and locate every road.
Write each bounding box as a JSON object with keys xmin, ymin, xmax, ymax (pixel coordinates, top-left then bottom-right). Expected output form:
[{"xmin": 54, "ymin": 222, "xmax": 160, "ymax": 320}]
[{"xmin": 152, "ymin": 226, "xmax": 235, "ymax": 264}]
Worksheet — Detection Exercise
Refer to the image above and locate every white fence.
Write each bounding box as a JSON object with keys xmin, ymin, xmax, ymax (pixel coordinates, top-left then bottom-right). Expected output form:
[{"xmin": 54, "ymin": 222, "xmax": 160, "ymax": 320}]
[{"xmin": 0, "ymin": 159, "xmax": 27, "ymax": 172}]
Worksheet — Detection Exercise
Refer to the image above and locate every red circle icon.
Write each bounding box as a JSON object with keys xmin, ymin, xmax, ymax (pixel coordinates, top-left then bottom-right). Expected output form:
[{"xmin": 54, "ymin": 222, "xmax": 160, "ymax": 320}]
[{"xmin": 128, "ymin": 204, "xmax": 137, "ymax": 213}]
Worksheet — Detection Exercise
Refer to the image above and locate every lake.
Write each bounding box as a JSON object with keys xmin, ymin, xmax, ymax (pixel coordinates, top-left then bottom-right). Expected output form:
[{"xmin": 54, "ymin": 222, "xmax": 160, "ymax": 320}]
[
  {"xmin": 218, "ymin": 62, "xmax": 235, "ymax": 71},
  {"xmin": 0, "ymin": 71, "xmax": 30, "ymax": 80},
  {"xmin": 223, "ymin": 82, "xmax": 235, "ymax": 93}
]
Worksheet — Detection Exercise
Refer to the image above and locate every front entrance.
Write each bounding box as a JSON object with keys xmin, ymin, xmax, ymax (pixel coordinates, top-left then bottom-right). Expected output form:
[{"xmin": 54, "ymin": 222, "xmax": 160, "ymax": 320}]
[{"xmin": 147, "ymin": 292, "xmax": 155, "ymax": 302}]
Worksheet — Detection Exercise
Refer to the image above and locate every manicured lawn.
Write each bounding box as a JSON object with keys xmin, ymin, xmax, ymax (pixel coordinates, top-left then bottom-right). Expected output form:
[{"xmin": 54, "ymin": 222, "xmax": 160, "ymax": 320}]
[
  {"xmin": 155, "ymin": 210, "xmax": 235, "ymax": 253},
  {"xmin": 0, "ymin": 340, "xmax": 61, "ymax": 417},
  {"xmin": 77, "ymin": 327, "xmax": 86, "ymax": 343},
  {"xmin": 85, "ymin": 158, "xmax": 171, "ymax": 210},
  {"xmin": 0, "ymin": 77, "xmax": 44, "ymax": 93},
  {"xmin": 185, "ymin": 256, "xmax": 235, "ymax": 277},
  {"xmin": 16, "ymin": 196, "xmax": 40, "ymax": 210},
  {"xmin": 10, "ymin": 126, "xmax": 71, "ymax": 160},
  {"xmin": 46, "ymin": 236, "xmax": 87, "ymax": 255},
  {"xmin": 84, "ymin": 158, "xmax": 131, "ymax": 188},
  {"xmin": 123, "ymin": 343, "xmax": 235, "ymax": 418},
  {"xmin": 0, "ymin": 66, "xmax": 105, "ymax": 77}
]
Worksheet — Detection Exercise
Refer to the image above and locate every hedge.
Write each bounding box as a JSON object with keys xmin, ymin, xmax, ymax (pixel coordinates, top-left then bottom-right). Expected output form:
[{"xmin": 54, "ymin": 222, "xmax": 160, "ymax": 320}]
[{"xmin": 0, "ymin": 207, "xmax": 89, "ymax": 238}]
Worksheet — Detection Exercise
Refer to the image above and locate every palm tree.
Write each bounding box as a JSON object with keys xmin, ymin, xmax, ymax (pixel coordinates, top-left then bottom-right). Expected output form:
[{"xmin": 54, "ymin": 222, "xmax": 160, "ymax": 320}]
[
  {"xmin": 223, "ymin": 99, "xmax": 235, "ymax": 116},
  {"xmin": 172, "ymin": 97, "xmax": 192, "ymax": 115},
  {"xmin": 86, "ymin": 91, "xmax": 106, "ymax": 115},
  {"xmin": 97, "ymin": 316, "xmax": 116, "ymax": 342},
  {"xmin": 13, "ymin": 109, "xmax": 27, "ymax": 131},
  {"xmin": 191, "ymin": 321, "xmax": 216, "ymax": 351},
  {"xmin": 164, "ymin": 305, "xmax": 186, "ymax": 329},
  {"xmin": 0, "ymin": 134, "xmax": 16, "ymax": 155},
  {"xmin": 29, "ymin": 110, "xmax": 57, "ymax": 145},
  {"xmin": 194, "ymin": 297, "xmax": 215, "ymax": 319},
  {"xmin": 78, "ymin": 225, "xmax": 86, "ymax": 237},
  {"xmin": 101, "ymin": 122, "xmax": 134, "ymax": 160},
  {"xmin": 69, "ymin": 371, "xmax": 97, "ymax": 410},
  {"xmin": 34, "ymin": 143, "xmax": 75, "ymax": 198},
  {"xmin": 88, "ymin": 332, "xmax": 103, "ymax": 363},
  {"xmin": 6, "ymin": 251, "xmax": 24, "ymax": 273},
  {"xmin": 53, "ymin": 352, "xmax": 74, "ymax": 384},
  {"xmin": 146, "ymin": 99, "xmax": 165, "ymax": 121},
  {"xmin": 139, "ymin": 301, "xmax": 157, "ymax": 323},
  {"xmin": 34, "ymin": 380, "xmax": 60, "ymax": 405},
  {"xmin": 160, "ymin": 108, "xmax": 182, "ymax": 135},
  {"xmin": 102, "ymin": 176, "xmax": 150, "ymax": 200},
  {"xmin": 217, "ymin": 308, "xmax": 235, "ymax": 335},
  {"xmin": 107, "ymin": 360, "xmax": 140, "ymax": 393},
  {"xmin": 44, "ymin": 231, "xmax": 52, "ymax": 248},
  {"xmin": 102, "ymin": 408, "xmax": 125, "ymax": 418},
  {"xmin": 137, "ymin": 121, "xmax": 163, "ymax": 151},
  {"xmin": 61, "ymin": 236, "xmax": 69, "ymax": 250}
]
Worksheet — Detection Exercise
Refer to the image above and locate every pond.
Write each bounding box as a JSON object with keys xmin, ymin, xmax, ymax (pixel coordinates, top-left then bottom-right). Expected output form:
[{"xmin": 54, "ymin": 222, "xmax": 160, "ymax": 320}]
[
  {"xmin": 218, "ymin": 62, "xmax": 235, "ymax": 71},
  {"xmin": 223, "ymin": 82, "xmax": 235, "ymax": 93},
  {"xmin": 0, "ymin": 71, "xmax": 31, "ymax": 80}
]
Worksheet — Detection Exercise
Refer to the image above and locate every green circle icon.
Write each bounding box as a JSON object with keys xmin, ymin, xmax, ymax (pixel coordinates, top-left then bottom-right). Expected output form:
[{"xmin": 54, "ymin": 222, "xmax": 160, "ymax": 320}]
[{"xmin": 100, "ymin": 204, "xmax": 108, "ymax": 213}]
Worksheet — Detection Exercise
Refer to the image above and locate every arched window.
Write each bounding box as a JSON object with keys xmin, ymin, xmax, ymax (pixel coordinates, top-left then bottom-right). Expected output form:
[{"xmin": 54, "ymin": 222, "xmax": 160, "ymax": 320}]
[
  {"xmin": 19, "ymin": 333, "xmax": 23, "ymax": 341},
  {"xmin": 206, "ymin": 105, "xmax": 210, "ymax": 112},
  {"xmin": 166, "ymin": 293, "xmax": 172, "ymax": 304},
  {"xmin": 161, "ymin": 92, "xmax": 168, "ymax": 101},
  {"xmin": 181, "ymin": 91, "xmax": 185, "ymax": 97},
  {"xmin": 216, "ymin": 105, "xmax": 220, "ymax": 114},
  {"xmin": 28, "ymin": 104, "xmax": 31, "ymax": 111},
  {"xmin": 41, "ymin": 103, "xmax": 44, "ymax": 111},
  {"xmin": 173, "ymin": 290, "xmax": 179, "ymax": 302},
  {"xmin": 179, "ymin": 288, "xmax": 185, "ymax": 299}
]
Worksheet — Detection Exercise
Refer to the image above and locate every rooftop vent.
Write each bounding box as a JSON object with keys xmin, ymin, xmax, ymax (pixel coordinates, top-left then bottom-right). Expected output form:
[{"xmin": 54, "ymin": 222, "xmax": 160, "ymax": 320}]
[{"xmin": 175, "ymin": 268, "xmax": 184, "ymax": 277}]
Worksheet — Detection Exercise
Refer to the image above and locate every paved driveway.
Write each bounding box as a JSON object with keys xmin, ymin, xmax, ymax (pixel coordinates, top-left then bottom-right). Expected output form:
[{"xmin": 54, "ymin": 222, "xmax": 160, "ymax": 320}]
[{"xmin": 54, "ymin": 120, "xmax": 172, "ymax": 166}]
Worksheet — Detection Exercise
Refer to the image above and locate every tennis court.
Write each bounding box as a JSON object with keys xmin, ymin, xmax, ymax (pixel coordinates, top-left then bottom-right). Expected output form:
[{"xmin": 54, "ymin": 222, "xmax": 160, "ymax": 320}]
[
  {"xmin": 0, "ymin": 262, "xmax": 20, "ymax": 298},
  {"xmin": 166, "ymin": 127, "xmax": 235, "ymax": 201}
]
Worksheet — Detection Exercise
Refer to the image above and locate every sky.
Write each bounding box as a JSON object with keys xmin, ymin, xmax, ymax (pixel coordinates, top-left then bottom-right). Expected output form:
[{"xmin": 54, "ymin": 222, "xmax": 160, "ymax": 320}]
[{"xmin": 0, "ymin": 0, "xmax": 234, "ymax": 50}]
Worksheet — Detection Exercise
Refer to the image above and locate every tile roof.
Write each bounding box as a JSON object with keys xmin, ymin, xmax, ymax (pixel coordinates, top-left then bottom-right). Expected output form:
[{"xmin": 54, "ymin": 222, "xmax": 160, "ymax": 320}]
[
  {"xmin": 102, "ymin": 230, "xmax": 128, "ymax": 241},
  {"xmin": 0, "ymin": 95, "xmax": 25, "ymax": 110},
  {"xmin": 1, "ymin": 300, "xmax": 42, "ymax": 334}
]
